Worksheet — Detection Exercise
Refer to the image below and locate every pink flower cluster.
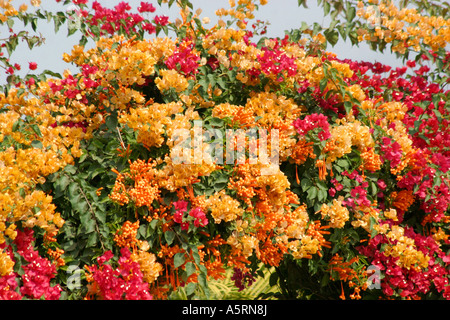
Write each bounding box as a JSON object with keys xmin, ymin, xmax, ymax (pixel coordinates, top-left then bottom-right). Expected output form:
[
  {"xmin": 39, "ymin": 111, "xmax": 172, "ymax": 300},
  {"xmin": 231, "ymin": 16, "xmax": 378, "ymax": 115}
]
[
  {"xmin": 358, "ymin": 225, "xmax": 450, "ymax": 299},
  {"xmin": 165, "ymin": 43, "xmax": 200, "ymax": 75},
  {"xmin": 293, "ymin": 113, "xmax": 331, "ymax": 141},
  {"xmin": 398, "ymin": 150, "xmax": 450, "ymax": 223},
  {"xmin": 0, "ymin": 229, "xmax": 62, "ymax": 300},
  {"xmin": 340, "ymin": 56, "xmax": 449, "ymax": 223},
  {"xmin": 86, "ymin": 1, "xmax": 161, "ymax": 37},
  {"xmin": 333, "ymin": 170, "xmax": 372, "ymax": 208},
  {"xmin": 257, "ymin": 47, "xmax": 298, "ymax": 81},
  {"xmin": 173, "ymin": 200, "xmax": 208, "ymax": 231},
  {"xmin": 89, "ymin": 1, "xmax": 144, "ymax": 36},
  {"xmin": 47, "ymin": 73, "xmax": 94, "ymax": 104},
  {"xmin": 87, "ymin": 248, "xmax": 152, "ymax": 300},
  {"xmin": 379, "ymin": 136, "xmax": 402, "ymax": 168}
]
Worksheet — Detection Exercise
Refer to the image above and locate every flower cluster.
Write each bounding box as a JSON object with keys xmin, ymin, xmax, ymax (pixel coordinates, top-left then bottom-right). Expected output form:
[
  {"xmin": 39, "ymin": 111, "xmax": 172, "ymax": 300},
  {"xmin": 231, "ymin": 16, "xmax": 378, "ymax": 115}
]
[
  {"xmin": 1, "ymin": 0, "xmax": 449, "ymax": 301},
  {"xmin": 165, "ymin": 41, "xmax": 200, "ymax": 76},
  {"xmin": 356, "ymin": 1, "xmax": 450, "ymax": 53},
  {"xmin": 0, "ymin": 229, "xmax": 62, "ymax": 300},
  {"xmin": 256, "ymin": 46, "xmax": 298, "ymax": 82},
  {"xmin": 320, "ymin": 198, "xmax": 350, "ymax": 229},
  {"xmin": 358, "ymin": 225, "xmax": 450, "ymax": 299},
  {"xmin": 293, "ymin": 113, "xmax": 331, "ymax": 141},
  {"xmin": 173, "ymin": 200, "xmax": 208, "ymax": 231},
  {"xmin": 86, "ymin": 1, "xmax": 159, "ymax": 37},
  {"xmin": 85, "ymin": 248, "xmax": 153, "ymax": 300},
  {"xmin": 231, "ymin": 267, "xmax": 256, "ymax": 292}
]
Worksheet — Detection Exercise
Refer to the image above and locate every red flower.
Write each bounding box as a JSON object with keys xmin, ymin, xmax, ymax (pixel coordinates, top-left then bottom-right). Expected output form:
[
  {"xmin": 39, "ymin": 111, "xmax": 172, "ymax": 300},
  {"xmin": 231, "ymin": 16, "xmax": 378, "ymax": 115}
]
[
  {"xmin": 97, "ymin": 250, "xmax": 114, "ymax": 264},
  {"xmin": 138, "ymin": 2, "xmax": 156, "ymax": 13},
  {"xmin": 28, "ymin": 62, "xmax": 38, "ymax": 70},
  {"xmin": 293, "ymin": 113, "xmax": 331, "ymax": 141},
  {"xmin": 154, "ymin": 15, "xmax": 169, "ymax": 26},
  {"xmin": 143, "ymin": 23, "xmax": 156, "ymax": 34}
]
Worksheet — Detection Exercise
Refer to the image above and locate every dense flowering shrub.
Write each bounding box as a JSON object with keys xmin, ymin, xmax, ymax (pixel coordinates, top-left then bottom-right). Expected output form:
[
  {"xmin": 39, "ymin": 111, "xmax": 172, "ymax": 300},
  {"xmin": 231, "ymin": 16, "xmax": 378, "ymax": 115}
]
[{"xmin": 0, "ymin": 0, "xmax": 449, "ymax": 300}]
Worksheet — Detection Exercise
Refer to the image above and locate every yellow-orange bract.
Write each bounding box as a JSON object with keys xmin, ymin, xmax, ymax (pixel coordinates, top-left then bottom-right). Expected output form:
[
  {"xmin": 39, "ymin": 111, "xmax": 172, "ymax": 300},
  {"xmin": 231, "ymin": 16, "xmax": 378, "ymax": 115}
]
[{"xmin": 357, "ymin": 0, "xmax": 450, "ymax": 53}]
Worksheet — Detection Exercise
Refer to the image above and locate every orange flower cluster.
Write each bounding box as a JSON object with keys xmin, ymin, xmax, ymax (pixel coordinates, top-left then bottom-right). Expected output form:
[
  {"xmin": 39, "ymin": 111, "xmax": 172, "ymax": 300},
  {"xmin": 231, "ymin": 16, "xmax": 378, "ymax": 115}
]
[
  {"xmin": 328, "ymin": 254, "xmax": 362, "ymax": 282},
  {"xmin": 290, "ymin": 139, "xmax": 316, "ymax": 165},
  {"xmin": 114, "ymin": 220, "xmax": 140, "ymax": 248},
  {"xmin": 357, "ymin": 1, "xmax": 450, "ymax": 53},
  {"xmin": 43, "ymin": 230, "xmax": 65, "ymax": 267},
  {"xmin": 113, "ymin": 220, "xmax": 163, "ymax": 286},
  {"xmin": 223, "ymin": 160, "xmax": 333, "ymax": 267},
  {"xmin": 206, "ymin": 190, "xmax": 244, "ymax": 224},
  {"xmin": 0, "ymin": 0, "xmax": 40, "ymax": 22},
  {"xmin": 0, "ymin": 250, "xmax": 14, "ymax": 276},
  {"xmin": 227, "ymin": 162, "xmax": 291, "ymax": 211},
  {"xmin": 361, "ymin": 147, "xmax": 382, "ymax": 172},
  {"xmin": 109, "ymin": 169, "xmax": 129, "ymax": 206},
  {"xmin": 320, "ymin": 199, "xmax": 350, "ymax": 229},
  {"xmin": 215, "ymin": 0, "xmax": 268, "ymax": 29},
  {"xmin": 327, "ymin": 254, "xmax": 368, "ymax": 300},
  {"xmin": 131, "ymin": 250, "xmax": 163, "ymax": 284},
  {"xmin": 383, "ymin": 225, "xmax": 430, "ymax": 270},
  {"xmin": 0, "ymin": 86, "xmax": 89, "ymax": 268},
  {"xmin": 110, "ymin": 160, "xmax": 161, "ymax": 208},
  {"xmin": 119, "ymin": 101, "xmax": 196, "ymax": 150},
  {"xmin": 391, "ymin": 190, "xmax": 415, "ymax": 212},
  {"xmin": 201, "ymin": 235, "xmax": 227, "ymax": 280}
]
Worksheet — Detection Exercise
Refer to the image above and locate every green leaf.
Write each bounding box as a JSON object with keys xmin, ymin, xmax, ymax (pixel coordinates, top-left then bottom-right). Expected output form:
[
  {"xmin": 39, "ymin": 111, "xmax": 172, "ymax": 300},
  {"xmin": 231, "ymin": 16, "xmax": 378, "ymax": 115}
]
[
  {"xmin": 185, "ymin": 262, "xmax": 196, "ymax": 276},
  {"xmin": 31, "ymin": 17, "xmax": 38, "ymax": 31},
  {"xmin": 43, "ymin": 70, "xmax": 62, "ymax": 79},
  {"xmin": 31, "ymin": 140, "xmax": 43, "ymax": 149},
  {"xmin": 7, "ymin": 17, "xmax": 14, "ymax": 29},
  {"xmin": 318, "ymin": 189, "xmax": 327, "ymax": 202},
  {"xmin": 86, "ymin": 232, "xmax": 98, "ymax": 247},
  {"xmin": 317, "ymin": 180, "xmax": 328, "ymax": 191},
  {"xmin": 55, "ymin": 175, "xmax": 70, "ymax": 197},
  {"xmin": 30, "ymin": 124, "xmax": 42, "ymax": 137},
  {"xmin": 323, "ymin": 2, "xmax": 331, "ymax": 15},
  {"xmin": 174, "ymin": 252, "xmax": 185, "ymax": 268},
  {"xmin": 164, "ymin": 230, "xmax": 175, "ymax": 245},
  {"xmin": 185, "ymin": 282, "xmax": 196, "ymax": 296},
  {"xmin": 198, "ymin": 272, "xmax": 207, "ymax": 288},
  {"xmin": 217, "ymin": 77, "xmax": 227, "ymax": 89},
  {"xmin": 207, "ymin": 74, "xmax": 216, "ymax": 88},
  {"xmin": 307, "ymin": 187, "xmax": 318, "ymax": 201},
  {"xmin": 83, "ymin": 218, "xmax": 96, "ymax": 234},
  {"xmin": 12, "ymin": 120, "xmax": 21, "ymax": 132},
  {"xmin": 346, "ymin": 6, "xmax": 356, "ymax": 22},
  {"xmin": 68, "ymin": 182, "xmax": 80, "ymax": 199},
  {"xmin": 324, "ymin": 28, "xmax": 339, "ymax": 47},
  {"xmin": 191, "ymin": 245, "xmax": 201, "ymax": 265},
  {"xmin": 369, "ymin": 216, "xmax": 378, "ymax": 238},
  {"xmin": 319, "ymin": 77, "xmax": 328, "ymax": 92},
  {"xmin": 301, "ymin": 178, "xmax": 312, "ymax": 192},
  {"xmin": 344, "ymin": 101, "xmax": 353, "ymax": 114},
  {"xmin": 111, "ymin": 42, "xmax": 120, "ymax": 50}
]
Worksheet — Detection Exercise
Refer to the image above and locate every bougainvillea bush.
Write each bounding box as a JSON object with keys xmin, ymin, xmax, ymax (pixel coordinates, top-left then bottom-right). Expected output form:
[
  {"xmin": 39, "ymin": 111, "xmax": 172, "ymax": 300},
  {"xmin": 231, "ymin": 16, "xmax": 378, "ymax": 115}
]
[{"xmin": 0, "ymin": 0, "xmax": 449, "ymax": 300}]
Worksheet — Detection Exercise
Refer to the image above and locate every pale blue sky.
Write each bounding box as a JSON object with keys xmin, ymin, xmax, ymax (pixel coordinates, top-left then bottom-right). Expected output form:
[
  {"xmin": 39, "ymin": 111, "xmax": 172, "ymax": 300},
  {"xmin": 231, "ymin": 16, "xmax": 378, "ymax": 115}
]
[{"xmin": 1, "ymin": 0, "xmax": 401, "ymax": 84}]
